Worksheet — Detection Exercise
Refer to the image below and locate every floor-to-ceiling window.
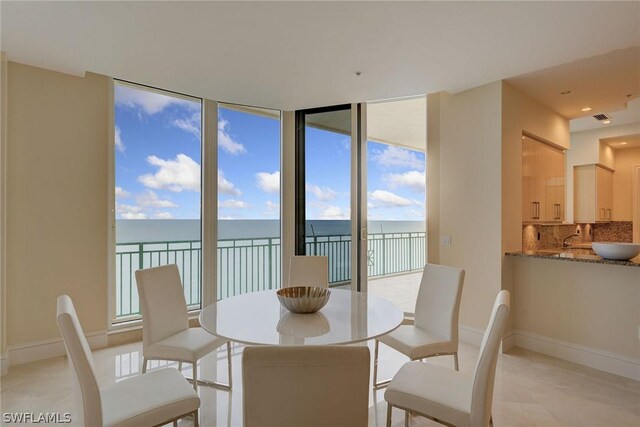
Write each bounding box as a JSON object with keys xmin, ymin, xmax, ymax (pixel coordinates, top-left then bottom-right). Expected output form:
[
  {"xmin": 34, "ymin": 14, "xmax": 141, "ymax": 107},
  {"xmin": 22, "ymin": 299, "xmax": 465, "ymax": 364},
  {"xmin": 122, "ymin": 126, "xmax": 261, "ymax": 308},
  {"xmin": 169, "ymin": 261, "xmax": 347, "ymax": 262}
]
[
  {"xmin": 217, "ymin": 104, "xmax": 281, "ymax": 299},
  {"xmin": 365, "ymin": 97, "xmax": 427, "ymax": 313},
  {"xmin": 113, "ymin": 82, "xmax": 202, "ymax": 321}
]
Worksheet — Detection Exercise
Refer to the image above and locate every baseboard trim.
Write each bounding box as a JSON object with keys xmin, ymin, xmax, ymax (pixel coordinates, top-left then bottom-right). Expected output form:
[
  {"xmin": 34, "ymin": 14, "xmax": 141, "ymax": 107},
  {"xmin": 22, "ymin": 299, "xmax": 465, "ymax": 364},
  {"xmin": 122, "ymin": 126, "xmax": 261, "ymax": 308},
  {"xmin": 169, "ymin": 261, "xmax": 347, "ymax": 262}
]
[
  {"xmin": 0, "ymin": 353, "xmax": 8, "ymax": 376},
  {"xmin": 7, "ymin": 330, "xmax": 107, "ymax": 368},
  {"xmin": 502, "ymin": 330, "xmax": 516, "ymax": 352},
  {"xmin": 514, "ymin": 330, "xmax": 640, "ymax": 381},
  {"xmin": 459, "ymin": 324, "xmax": 484, "ymax": 346}
]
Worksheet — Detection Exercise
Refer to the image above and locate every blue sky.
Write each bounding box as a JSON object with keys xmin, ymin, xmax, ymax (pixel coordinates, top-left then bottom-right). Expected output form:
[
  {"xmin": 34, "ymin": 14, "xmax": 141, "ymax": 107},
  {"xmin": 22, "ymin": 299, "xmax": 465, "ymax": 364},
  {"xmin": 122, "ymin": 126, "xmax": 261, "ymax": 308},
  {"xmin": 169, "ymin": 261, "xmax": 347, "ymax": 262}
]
[{"xmin": 114, "ymin": 84, "xmax": 425, "ymax": 221}]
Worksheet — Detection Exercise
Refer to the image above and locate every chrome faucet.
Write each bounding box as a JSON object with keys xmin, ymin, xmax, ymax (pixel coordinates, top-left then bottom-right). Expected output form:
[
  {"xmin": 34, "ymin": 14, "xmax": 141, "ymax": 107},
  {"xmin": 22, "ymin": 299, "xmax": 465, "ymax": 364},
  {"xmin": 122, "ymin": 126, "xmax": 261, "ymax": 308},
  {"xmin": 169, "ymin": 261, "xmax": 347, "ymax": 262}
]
[{"xmin": 562, "ymin": 233, "xmax": 579, "ymax": 248}]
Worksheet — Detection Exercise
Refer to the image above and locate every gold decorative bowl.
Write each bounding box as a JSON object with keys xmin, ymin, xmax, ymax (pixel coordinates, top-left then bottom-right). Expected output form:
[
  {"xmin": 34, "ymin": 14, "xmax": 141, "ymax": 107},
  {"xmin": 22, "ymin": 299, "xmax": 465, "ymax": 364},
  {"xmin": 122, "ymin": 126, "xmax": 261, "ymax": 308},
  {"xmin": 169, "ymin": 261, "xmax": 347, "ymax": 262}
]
[{"xmin": 276, "ymin": 286, "xmax": 331, "ymax": 314}]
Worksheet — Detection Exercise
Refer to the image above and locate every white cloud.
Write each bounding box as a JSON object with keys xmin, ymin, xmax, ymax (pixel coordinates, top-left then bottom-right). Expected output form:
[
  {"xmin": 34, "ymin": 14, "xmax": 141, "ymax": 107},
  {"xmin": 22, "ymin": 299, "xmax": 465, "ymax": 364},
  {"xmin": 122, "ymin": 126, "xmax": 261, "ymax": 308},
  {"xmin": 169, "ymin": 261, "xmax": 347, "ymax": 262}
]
[
  {"xmin": 115, "ymin": 187, "xmax": 131, "ymax": 198},
  {"xmin": 371, "ymin": 146, "xmax": 424, "ymax": 170},
  {"xmin": 306, "ymin": 183, "xmax": 337, "ymax": 201},
  {"xmin": 383, "ymin": 170, "xmax": 426, "ymax": 192},
  {"xmin": 264, "ymin": 200, "xmax": 279, "ymax": 216},
  {"xmin": 115, "ymin": 126, "xmax": 125, "ymax": 152},
  {"xmin": 136, "ymin": 190, "xmax": 178, "ymax": 208},
  {"xmin": 152, "ymin": 212, "xmax": 174, "ymax": 219},
  {"xmin": 172, "ymin": 112, "xmax": 201, "ymax": 138},
  {"xmin": 115, "ymin": 84, "xmax": 195, "ymax": 115},
  {"xmin": 218, "ymin": 119, "xmax": 246, "ymax": 155},
  {"xmin": 369, "ymin": 190, "xmax": 415, "ymax": 207},
  {"xmin": 219, "ymin": 199, "xmax": 250, "ymax": 209},
  {"xmin": 256, "ymin": 171, "xmax": 280, "ymax": 193},
  {"xmin": 116, "ymin": 203, "xmax": 147, "ymax": 219},
  {"xmin": 138, "ymin": 154, "xmax": 201, "ymax": 192},
  {"xmin": 218, "ymin": 170, "xmax": 241, "ymax": 196},
  {"xmin": 318, "ymin": 205, "xmax": 349, "ymax": 220}
]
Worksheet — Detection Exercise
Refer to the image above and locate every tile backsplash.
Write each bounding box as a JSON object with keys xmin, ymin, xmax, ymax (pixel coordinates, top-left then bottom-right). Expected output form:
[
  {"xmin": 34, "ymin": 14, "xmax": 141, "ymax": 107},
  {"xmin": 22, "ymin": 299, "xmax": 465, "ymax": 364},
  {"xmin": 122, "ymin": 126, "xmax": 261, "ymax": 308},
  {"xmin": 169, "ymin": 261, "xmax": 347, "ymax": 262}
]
[{"xmin": 522, "ymin": 222, "xmax": 633, "ymax": 251}]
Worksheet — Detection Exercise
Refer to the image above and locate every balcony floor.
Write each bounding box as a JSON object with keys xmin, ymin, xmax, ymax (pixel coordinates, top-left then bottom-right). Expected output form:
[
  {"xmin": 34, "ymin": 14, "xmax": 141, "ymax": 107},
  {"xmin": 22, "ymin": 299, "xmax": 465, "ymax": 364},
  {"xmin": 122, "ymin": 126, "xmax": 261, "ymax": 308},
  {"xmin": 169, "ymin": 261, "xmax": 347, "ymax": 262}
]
[{"xmin": 337, "ymin": 271, "xmax": 422, "ymax": 314}]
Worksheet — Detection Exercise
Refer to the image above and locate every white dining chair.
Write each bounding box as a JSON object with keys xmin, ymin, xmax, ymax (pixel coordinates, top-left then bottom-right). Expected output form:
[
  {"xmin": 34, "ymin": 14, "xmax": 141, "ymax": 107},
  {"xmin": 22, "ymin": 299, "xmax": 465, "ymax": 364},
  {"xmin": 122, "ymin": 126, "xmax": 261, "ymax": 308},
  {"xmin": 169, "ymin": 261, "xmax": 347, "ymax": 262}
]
[
  {"xmin": 374, "ymin": 263, "xmax": 465, "ymax": 389},
  {"xmin": 243, "ymin": 345, "xmax": 370, "ymax": 427},
  {"xmin": 384, "ymin": 290, "xmax": 510, "ymax": 427},
  {"xmin": 288, "ymin": 255, "xmax": 329, "ymax": 288},
  {"xmin": 57, "ymin": 295, "xmax": 200, "ymax": 427},
  {"xmin": 136, "ymin": 264, "xmax": 232, "ymax": 390}
]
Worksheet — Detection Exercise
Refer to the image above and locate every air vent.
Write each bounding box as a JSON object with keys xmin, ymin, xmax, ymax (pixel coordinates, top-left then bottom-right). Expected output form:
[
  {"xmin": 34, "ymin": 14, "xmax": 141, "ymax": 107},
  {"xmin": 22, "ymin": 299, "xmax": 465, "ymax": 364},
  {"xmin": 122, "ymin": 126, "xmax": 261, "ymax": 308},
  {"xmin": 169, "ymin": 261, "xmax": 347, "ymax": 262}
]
[{"xmin": 593, "ymin": 113, "xmax": 612, "ymax": 121}]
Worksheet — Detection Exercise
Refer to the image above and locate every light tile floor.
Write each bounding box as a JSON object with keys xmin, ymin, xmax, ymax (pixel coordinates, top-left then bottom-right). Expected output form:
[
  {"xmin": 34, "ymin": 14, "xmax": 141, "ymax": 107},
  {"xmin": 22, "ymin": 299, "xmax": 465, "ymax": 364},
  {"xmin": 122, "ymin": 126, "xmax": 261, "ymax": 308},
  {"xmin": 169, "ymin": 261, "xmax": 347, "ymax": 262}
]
[{"xmin": 2, "ymin": 338, "xmax": 639, "ymax": 426}]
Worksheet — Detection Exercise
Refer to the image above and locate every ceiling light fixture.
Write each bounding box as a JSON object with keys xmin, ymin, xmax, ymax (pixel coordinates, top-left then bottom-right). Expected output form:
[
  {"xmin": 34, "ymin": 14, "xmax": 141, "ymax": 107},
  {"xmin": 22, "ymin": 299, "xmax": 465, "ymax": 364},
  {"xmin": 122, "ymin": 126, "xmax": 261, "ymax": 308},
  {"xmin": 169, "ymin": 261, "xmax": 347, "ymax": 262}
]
[
  {"xmin": 560, "ymin": 90, "xmax": 572, "ymax": 95},
  {"xmin": 602, "ymin": 120, "xmax": 611, "ymax": 124},
  {"xmin": 581, "ymin": 107, "xmax": 592, "ymax": 112},
  {"xmin": 619, "ymin": 142, "xmax": 628, "ymax": 145}
]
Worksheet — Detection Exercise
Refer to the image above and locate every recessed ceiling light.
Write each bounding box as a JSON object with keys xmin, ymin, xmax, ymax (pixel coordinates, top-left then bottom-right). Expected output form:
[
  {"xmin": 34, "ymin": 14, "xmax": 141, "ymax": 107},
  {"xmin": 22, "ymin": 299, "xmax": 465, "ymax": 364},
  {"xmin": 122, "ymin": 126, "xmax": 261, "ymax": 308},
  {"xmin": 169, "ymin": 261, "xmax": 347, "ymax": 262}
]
[
  {"xmin": 581, "ymin": 107, "xmax": 592, "ymax": 112},
  {"xmin": 602, "ymin": 120, "xmax": 611, "ymax": 124},
  {"xmin": 619, "ymin": 142, "xmax": 628, "ymax": 145},
  {"xmin": 560, "ymin": 90, "xmax": 572, "ymax": 95}
]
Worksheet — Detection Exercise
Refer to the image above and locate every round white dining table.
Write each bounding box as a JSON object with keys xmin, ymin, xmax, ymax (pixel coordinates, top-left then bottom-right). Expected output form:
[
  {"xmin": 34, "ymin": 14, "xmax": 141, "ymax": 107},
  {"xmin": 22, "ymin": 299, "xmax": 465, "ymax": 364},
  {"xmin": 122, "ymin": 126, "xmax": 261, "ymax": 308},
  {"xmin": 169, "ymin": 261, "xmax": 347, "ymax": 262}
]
[{"xmin": 199, "ymin": 289, "xmax": 404, "ymax": 345}]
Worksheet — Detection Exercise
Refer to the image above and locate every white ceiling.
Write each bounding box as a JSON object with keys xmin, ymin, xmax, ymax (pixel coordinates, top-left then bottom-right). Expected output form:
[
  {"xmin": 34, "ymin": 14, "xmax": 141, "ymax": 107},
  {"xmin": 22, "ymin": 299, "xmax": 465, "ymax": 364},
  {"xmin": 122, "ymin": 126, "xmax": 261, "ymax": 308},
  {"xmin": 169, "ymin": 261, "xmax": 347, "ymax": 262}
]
[
  {"xmin": 571, "ymin": 97, "xmax": 640, "ymax": 133},
  {"xmin": 2, "ymin": 1, "xmax": 640, "ymax": 110},
  {"xmin": 602, "ymin": 133, "xmax": 640, "ymax": 150},
  {"xmin": 507, "ymin": 47, "xmax": 640, "ymax": 120}
]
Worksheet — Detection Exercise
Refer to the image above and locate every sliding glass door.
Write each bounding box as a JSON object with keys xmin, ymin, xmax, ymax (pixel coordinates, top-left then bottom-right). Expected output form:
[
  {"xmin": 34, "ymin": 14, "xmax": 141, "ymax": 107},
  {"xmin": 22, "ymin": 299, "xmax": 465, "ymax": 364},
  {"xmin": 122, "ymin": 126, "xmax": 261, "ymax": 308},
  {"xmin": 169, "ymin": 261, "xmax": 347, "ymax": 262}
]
[{"xmin": 295, "ymin": 104, "xmax": 366, "ymax": 291}]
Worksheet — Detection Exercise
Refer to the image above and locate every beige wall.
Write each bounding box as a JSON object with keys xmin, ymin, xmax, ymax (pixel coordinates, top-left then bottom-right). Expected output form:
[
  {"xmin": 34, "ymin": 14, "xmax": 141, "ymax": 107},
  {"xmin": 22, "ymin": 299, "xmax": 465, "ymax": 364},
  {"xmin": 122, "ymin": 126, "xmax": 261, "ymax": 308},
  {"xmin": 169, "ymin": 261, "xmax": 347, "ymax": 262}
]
[
  {"xmin": 613, "ymin": 147, "xmax": 640, "ymax": 221},
  {"xmin": 567, "ymin": 122, "xmax": 640, "ymax": 222},
  {"xmin": 1, "ymin": 53, "xmax": 7, "ymax": 368},
  {"xmin": 6, "ymin": 62, "xmax": 109, "ymax": 347},
  {"xmin": 428, "ymin": 82, "xmax": 503, "ymax": 331},
  {"xmin": 513, "ymin": 256, "xmax": 639, "ymax": 359}
]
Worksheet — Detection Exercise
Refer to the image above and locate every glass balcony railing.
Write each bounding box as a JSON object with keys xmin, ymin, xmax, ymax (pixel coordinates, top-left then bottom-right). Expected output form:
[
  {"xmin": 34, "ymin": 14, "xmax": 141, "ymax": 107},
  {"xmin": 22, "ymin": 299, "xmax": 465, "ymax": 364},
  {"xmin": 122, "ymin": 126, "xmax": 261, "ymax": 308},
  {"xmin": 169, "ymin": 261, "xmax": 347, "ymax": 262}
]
[{"xmin": 114, "ymin": 231, "xmax": 426, "ymax": 319}]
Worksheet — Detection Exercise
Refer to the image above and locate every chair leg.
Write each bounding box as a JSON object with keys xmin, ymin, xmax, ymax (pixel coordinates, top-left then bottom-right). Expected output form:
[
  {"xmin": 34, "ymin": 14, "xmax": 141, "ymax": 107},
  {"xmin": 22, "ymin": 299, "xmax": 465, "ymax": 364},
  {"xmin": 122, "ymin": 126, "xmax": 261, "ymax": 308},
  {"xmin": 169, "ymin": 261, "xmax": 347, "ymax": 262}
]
[
  {"xmin": 489, "ymin": 415, "xmax": 493, "ymax": 427},
  {"xmin": 386, "ymin": 403, "xmax": 392, "ymax": 427},
  {"xmin": 453, "ymin": 352, "xmax": 459, "ymax": 371},
  {"xmin": 193, "ymin": 410, "xmax": 199, "ymax": 427},
  {"xmin": 404, "ymin": 410, "xmax": 410, "ymax": 427},
  {"xmin": 374, "ymin": 340, "xmax": 392, "ymax": 389},
  {"xmin": 178, "ymin": 361, "xmax": 182, "ymax": 372},
  {"xmin": 226, "ymin": 341, "xmax": 233, "ymax": 389},
  {"xmin": 173, "ymin": 421, "xmax": 178, "ymax": 427},
  {"xmin": 192, "ymin": 362, "xmax": 198, "ymax": 391},
  {"xmin": 142, "ymin": 358, "xmax": 148, "ymax": 374},
  {"xmin": 373, "ymin": 340, "xmax": 379, "ymax": 386}
]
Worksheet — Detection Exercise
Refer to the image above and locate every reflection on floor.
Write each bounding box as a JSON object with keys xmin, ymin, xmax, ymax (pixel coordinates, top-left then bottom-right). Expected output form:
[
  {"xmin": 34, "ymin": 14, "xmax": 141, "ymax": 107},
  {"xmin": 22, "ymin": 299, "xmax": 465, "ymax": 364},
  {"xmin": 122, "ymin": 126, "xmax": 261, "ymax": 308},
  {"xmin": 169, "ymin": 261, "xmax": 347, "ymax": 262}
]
[{"xmin": 2, "ymin": 338, "xmax": 639, "ymax": 426}]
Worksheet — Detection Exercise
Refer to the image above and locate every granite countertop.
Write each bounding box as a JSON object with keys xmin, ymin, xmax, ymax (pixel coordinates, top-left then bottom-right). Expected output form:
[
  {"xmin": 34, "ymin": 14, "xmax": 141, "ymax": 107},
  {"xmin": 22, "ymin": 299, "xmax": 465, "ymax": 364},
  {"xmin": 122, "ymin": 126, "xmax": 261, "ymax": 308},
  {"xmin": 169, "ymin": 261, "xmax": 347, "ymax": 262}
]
[{"xmin": 506, "ymin": 248, "xmax": 640, "ymax": 267}]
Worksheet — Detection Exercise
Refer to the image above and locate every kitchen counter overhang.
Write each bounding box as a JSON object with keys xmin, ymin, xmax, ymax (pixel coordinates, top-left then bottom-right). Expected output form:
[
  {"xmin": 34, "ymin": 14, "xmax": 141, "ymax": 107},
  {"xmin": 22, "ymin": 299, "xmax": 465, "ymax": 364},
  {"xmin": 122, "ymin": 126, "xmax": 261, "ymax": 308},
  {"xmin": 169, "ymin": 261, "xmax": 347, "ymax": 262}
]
[{"xmin": 506, "ymin": 250, "xmax": 640, "ymax": 267}]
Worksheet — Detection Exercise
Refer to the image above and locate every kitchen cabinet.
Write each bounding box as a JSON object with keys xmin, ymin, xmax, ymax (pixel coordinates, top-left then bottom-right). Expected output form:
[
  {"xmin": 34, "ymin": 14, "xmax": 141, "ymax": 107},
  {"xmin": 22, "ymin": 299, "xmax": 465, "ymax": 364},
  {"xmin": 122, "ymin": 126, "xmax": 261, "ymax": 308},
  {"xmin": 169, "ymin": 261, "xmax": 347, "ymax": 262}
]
[
  {"xmin": 574, "ymin": 164, "xmax": 614, "ymax": 223},
  {"xmin": 522, "ymin": 135, "xmax": 566, "ymax": 223}
]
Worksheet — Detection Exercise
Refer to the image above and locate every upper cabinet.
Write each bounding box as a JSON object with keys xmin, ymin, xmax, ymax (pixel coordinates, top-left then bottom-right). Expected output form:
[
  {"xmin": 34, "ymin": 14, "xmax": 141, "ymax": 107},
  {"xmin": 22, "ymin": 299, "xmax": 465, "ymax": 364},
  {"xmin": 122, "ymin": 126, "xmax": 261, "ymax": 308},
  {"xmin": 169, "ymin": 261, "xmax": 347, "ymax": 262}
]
[
  {"xmin": 574, "ymin": 164, "xmax": 614, "ymax": 223},
  {"xmin": 522, "ymin": 135, "xmax": 566, "ymax": 223}
]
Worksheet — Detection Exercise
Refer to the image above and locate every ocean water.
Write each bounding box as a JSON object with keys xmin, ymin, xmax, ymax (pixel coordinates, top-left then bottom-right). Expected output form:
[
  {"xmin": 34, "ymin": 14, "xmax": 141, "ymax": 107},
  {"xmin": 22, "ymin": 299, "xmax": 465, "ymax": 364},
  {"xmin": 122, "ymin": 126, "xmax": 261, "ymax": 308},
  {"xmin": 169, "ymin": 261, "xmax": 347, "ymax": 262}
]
[{"xmin": 115, "ymin": 219, "xmax": 425, "ymax": 243}]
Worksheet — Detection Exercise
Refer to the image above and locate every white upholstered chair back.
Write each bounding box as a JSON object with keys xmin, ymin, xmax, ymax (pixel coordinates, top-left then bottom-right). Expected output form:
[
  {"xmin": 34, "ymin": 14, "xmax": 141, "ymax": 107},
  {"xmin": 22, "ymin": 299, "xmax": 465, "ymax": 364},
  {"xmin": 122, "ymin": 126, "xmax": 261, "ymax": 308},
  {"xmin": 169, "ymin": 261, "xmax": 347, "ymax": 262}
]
[
  {"xmin": 243, "ymin": 345, "xmax": 370, "ymax": 427},
  {"xmin": 56, "ymin": 295, "xmax": 102, "ymax": 427},
  {"xmin": 414, "ymin": 263, "xmax": 465, "ymax": 342},
  {"xmin": 470, "ymin": 290, "xmax": 510, "ymax": 427},
  {"xmin": 288, "ymin": 256, "xmax": 329, "ymax": 288},
  {"xmin": 135, "ymin": 264, "xmax": 189, "ymax": 353}
]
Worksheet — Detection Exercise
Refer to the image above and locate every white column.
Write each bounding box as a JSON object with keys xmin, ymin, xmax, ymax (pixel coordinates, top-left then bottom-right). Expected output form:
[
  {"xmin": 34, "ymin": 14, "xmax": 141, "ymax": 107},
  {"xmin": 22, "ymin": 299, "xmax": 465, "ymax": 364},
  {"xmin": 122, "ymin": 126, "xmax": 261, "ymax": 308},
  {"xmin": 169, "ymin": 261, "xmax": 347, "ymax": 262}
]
[
  {"xmin": 281, "ymin": 111, "xmax": 295, "ymax": 289},
  {"xmin": 202, "ymin": 99, "xmax": 218, "ymax": 306}
]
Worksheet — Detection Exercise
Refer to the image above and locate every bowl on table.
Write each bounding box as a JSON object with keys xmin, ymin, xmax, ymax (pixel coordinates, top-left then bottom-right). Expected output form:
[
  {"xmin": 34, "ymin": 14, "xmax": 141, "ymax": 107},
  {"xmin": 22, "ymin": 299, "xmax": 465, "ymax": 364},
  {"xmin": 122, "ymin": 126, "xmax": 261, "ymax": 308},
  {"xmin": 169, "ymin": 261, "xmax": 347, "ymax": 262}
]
[
  {"xmin": 592, "ymin": 242, "xmax": 640, "ymax": 261},
  {"xmin": 276, "ymin": 286, "xmax": 331, "ymax": 314}
]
